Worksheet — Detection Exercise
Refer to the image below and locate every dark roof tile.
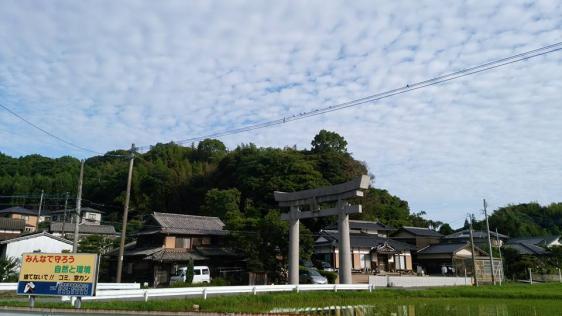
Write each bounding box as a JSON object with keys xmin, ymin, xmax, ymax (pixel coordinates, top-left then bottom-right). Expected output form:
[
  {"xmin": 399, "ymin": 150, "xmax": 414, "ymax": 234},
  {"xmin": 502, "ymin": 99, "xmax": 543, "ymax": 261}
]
[
  {"xmin": 49, "ymin": 222, "xmax": 116, "ymax": 235},
  {"xmin": 0, "ymin": 217, "xmax": 26, "ymax": 230}
]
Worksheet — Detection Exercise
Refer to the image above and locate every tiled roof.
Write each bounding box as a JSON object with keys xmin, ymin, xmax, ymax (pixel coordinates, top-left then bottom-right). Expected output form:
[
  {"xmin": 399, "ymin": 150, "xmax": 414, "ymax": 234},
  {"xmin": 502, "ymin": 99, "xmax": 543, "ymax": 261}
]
[
  {"xmin": 147, "ymin": 248, "xmax": 208, "ymax": 262},
  {"xmin": 326, "ymin": 220, "xmax": 395, "ymax": 232},
  {"xmin": 0, "ymin": 231, "xmax": 73, "ymax": 245},
  {"xmin": 46, "ymin": 207, "xmax": 104, "ymax": 215},
  {"xmin": 0, "ymin": 217, "xmax": 25, "ymax": 230},
  {"xmin": 0, "ymin": 206, "xmax": 38, "ymax": 216},
  {"xmin": 196, "ymin": 247, "xmax": 244, "ymax": 257},
  {"xmin": 508, "ymin": 236, "xmax": 559, "ymax": 247},
  {"xmin": 505, "ymin": 242, "xmax": 549, "ymax": 255},
  {"xmin": 417, "ymin": 243, "xmax": 471, "ymax": 255},
  {"xmin": 316, "ymin": 230, "xmax": 415, "ymax": 251},
  {"xmin": 139, "ymin": 212, "xmax": 226, "ymax": 236},
  {"xmin": 444, "ymin": 230, "xmax": 509, "ymax": 240},
  {"xmin": 398, "ymin": 226, "xmax": 443, "ymax": 237},
  {"xmin": 49, "ymin": 222, "xmax": 116, "ymax": 235}
]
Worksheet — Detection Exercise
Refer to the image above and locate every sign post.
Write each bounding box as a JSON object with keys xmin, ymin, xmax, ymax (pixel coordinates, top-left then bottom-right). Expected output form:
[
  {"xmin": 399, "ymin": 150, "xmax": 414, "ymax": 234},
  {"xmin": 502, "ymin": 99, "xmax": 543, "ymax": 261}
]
[{"xmin": 17, "ymin": 253, "xmax": 99, "ymax": 308}]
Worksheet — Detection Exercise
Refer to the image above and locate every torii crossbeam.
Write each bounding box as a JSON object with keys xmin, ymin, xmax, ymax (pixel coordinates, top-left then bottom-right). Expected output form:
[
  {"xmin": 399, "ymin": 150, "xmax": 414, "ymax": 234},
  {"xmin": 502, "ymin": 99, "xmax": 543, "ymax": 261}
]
[{"xmin": 274, "ymin": 175, "xmax": 370, "ymax": 284}]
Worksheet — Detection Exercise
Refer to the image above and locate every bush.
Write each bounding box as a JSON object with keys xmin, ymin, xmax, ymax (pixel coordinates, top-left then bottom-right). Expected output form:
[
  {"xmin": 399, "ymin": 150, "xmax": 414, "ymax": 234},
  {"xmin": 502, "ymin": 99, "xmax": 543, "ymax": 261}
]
[
  {"xmin": 210, "ymin": 277, "xmax": 229, "ymax": 286},
  {"xmin": 0, "ymin": 257, "xmax": 18, "ymax": 282},
  {"xmin": 318, "ymin": 270, "xmax": 338, "ymax": 284}
]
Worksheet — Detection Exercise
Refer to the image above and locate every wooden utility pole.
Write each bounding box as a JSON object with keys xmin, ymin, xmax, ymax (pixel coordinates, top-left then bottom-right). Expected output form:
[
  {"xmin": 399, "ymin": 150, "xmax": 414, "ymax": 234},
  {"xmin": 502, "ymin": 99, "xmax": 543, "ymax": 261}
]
[
  {"xmin": 483, "ymin": 199, "xmax": 496, "ymax": 285},
  {"xmin": 116, "ymin": 144, "xmax": 135, "ymax": 283},
  {"xmin": 495, "ymin": 227, "xmax": 503, "ymax": 285},
  {"xmin": 468, "ymin": 214, "xmax": 479, "ymax": 287},
  {"xmin": 63, "ymin": 192, "xmax": 69, "ymax": 222},
  {"xmin": 73, "ymin": 160, "xmax": 85, "ymax": 253},
  {"xmin": 37, "ymin": 190, "xmax": 44, "ymax": 230}
]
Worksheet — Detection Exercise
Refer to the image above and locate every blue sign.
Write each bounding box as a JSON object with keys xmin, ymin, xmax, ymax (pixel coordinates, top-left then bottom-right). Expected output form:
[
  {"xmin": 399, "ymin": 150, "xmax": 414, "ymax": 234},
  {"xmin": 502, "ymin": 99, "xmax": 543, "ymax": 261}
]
[{"xmin": 17, "ymin": 281, "xmax": 95, "ymax": 296}]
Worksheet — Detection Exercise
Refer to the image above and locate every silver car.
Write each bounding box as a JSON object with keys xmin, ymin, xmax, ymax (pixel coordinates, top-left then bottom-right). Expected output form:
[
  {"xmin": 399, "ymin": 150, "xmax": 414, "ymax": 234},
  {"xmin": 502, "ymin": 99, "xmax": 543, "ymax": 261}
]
[{"xmin": 299, "ymin": 268, "xmax": 328, "ymax": 284}]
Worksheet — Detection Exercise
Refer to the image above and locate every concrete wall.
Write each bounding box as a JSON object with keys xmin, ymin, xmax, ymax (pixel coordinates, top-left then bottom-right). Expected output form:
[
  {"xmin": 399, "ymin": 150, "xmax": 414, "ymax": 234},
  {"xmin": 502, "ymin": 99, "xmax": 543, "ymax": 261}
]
[
  {"xmin": 3, "ymin": 235, "xmax": 73, "ymax": 261},
  {"xmin": 369, "ymin": 275, "xmax": 472, "ymax": 288}
]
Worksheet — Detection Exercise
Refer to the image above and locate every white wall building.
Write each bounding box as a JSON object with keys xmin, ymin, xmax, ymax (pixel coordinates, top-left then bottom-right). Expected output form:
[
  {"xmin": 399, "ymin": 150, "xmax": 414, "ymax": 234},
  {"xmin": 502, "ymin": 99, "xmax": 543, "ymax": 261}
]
[{"xmin": 0, "ymin": 232, "xmax": 73, "ymax": 262}]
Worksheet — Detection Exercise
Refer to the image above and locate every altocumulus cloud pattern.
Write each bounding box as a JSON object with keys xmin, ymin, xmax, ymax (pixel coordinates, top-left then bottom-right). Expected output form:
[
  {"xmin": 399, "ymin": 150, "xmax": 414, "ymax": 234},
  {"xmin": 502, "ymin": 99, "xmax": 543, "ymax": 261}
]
[{"xmin": 0, "ymin": 0, "xmax": 561, "ymax": 223}]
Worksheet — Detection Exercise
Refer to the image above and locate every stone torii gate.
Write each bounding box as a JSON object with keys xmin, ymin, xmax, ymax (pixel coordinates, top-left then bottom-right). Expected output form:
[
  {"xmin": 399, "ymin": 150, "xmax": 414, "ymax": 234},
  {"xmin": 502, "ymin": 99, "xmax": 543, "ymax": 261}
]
[{"xmin": 274, "ymin": 175, "xmax": 370, "ymax": 284}]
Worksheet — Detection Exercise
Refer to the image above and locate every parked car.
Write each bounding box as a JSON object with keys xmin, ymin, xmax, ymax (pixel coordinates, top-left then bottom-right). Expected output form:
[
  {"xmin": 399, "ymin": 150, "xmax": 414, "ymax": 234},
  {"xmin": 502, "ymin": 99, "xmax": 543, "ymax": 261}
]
[
  {"xmin": 318, "ymin": 261, "xmax": 335, "ymax": 272},
  {"xmin": 170, "ymin": 266, "xmax": 211, "ymax": 285},
  {"xmin": 299, "ymin": 267, "xmax": 328, "ymax": 284}
]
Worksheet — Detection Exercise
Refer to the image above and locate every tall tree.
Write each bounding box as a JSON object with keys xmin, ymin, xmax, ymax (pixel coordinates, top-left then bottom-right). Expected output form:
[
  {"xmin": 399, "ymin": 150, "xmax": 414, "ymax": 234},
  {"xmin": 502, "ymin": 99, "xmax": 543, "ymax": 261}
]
[{"xmin": 311, "ymin": 130, "xmax": 348, "ymax": 154}]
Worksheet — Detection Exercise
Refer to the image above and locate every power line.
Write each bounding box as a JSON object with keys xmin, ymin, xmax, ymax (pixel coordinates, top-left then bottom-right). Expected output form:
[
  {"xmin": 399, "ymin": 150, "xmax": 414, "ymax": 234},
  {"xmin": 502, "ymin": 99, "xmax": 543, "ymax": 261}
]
[
  {"xmin": 0, "ymin": 103, "xmax": 103, "ymax": 155},
  {"xmin": 137, "ymin": 41, "xmax": 562, "ymax": 150},
  {"xmin": 0, "ymin": 102, "xmax": 131, "ymax": 158},
  {"xmin": 2, "ymin": 43, "xmax": 561, "ymax": 155}
]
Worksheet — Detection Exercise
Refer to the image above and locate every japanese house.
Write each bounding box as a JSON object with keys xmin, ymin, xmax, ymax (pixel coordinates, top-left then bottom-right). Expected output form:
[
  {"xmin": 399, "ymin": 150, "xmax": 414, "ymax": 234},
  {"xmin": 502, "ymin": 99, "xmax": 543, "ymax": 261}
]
[
  {"xmin": 0, "ymin": 231, "xmax": 73, "ymax": 261},
  {"xmin": 443, "ymin": 230, "xmax": 509, "ymax": 247},
  {"xmin": 314, "ymin": 221, "xmax": 415, "ymax": 274},
  {"xmin": 391, "ymin": 226, "xmax": 443, "ymax": 250},
  {"xmin": 507, "ymin": 235, "xmax": 561, "ymax": 249},
  {"xmin": 46, "ymin": 207, "xmax": 104, "ymax": 225},
  {"xmin": 416, "ymin": 242, "xmax": 489, "ymax": 275},
  {"xmin": 0, "ymin": 207, "xmax": 39, "ymax": 233},
  {"xmin": 115, "ymin": 212, "xmax": 244, "ymax": 286},
  {"xmin": 49, "ymin": 222, "xmax": 117, "ymax": 240},
  {"xmin": 0, "ymin": 217, "xmax": 26, "ymax": 241}
]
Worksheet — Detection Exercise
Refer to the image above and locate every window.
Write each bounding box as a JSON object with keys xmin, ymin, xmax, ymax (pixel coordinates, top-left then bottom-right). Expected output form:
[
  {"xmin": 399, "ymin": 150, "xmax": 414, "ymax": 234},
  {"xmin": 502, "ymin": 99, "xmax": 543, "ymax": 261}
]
[
  {"xmin": 194, "ymin": 269, "xmax": 202, "ymax": 275},
  {"xmin": 175, "ymin": 237, "xmax": 191, "ymax": 249},
  {"xmin": 192, "ymin": 237, "xmax": 210, "ymax": 247},
  {"xmin": 202, "ymin": 269, "xmax": 209, "ymax": 275}
]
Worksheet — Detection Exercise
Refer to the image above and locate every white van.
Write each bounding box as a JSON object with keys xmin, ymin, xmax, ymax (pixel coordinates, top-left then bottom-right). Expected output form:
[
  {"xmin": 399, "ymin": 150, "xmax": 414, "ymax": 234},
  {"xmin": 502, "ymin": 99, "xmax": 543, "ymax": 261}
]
[{"xmin": 170, "ymin": 266, "xmax": 211, "ymax": 285}]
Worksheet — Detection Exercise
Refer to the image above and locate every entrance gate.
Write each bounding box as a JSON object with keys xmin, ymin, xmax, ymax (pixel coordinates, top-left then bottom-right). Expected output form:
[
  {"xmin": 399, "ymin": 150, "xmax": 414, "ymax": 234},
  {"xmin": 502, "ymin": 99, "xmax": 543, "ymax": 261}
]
[{"xmin": 274, "ymin": 175, "xmax": 370, "ymax": 284}]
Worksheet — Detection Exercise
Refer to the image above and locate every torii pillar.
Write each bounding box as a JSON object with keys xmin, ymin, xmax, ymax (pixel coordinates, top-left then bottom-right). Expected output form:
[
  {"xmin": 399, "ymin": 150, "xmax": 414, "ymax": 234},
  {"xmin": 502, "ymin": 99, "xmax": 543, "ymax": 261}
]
[{"xmin": 275, "ymin": 175, "xmax": 370, "ymax": 284}]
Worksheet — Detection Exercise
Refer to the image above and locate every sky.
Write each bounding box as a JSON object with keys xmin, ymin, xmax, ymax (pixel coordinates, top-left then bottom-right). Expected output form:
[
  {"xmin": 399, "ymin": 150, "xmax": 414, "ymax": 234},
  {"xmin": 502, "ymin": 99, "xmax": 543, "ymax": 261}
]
[{"xmin": 0, "ymin": 0, "xmax": 561, "ymax": 226}]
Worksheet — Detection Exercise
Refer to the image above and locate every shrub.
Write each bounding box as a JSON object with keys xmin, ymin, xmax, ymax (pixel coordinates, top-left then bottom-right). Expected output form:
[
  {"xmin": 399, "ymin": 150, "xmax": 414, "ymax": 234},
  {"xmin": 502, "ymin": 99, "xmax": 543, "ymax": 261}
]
[
  {"xmin": 210, "ymin": 277, "xmax": 229, "ymax": 286},
  {"xmin": 318, "ymin": 270, "xmax": 338, "ymax": 284}
]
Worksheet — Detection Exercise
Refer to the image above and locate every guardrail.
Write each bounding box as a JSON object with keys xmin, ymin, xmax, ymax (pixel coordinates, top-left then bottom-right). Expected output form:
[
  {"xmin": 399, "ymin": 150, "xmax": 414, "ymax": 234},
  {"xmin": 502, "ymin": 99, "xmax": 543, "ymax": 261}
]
[
  {"xmin": 369, "ymin": 275, "xmax": 472, "ymax": 288},
  {"xmin": 75, "ymin": 284, "xmax": 374, "ymax": 303},
  {"xmin": 0, "ymin": 282, "xmax": 140, "ymax": 291}
]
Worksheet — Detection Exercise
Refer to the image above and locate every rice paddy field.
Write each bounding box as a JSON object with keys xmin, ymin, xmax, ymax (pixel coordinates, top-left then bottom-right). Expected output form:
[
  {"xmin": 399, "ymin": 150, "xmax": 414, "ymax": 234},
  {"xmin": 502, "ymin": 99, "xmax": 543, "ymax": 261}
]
[{"xmin": 1, "ymin": 283, "xmax": 561, "ymax": 315}]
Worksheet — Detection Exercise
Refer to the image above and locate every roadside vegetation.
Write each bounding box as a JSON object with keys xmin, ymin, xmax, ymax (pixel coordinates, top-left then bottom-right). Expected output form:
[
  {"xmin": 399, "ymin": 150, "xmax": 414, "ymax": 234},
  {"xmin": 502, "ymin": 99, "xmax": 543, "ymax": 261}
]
[{"xmin": 0, "ymin": 283, "xmax": 561, "ymax": 313}]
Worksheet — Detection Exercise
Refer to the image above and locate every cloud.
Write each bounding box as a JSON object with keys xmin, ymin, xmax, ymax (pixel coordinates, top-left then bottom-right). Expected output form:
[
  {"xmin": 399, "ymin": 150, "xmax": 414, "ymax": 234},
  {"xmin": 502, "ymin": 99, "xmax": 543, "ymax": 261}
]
[{"xmin": 0, "ymin": 0, "xmax": 561, "ymax": 224}]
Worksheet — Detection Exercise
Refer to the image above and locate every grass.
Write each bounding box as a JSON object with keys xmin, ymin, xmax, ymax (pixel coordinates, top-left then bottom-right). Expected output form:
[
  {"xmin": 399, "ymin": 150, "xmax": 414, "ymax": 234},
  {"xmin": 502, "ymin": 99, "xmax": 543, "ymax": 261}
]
[{"xmin": 1, "ymin": 283, "xmax": 562, "ymax": 313}]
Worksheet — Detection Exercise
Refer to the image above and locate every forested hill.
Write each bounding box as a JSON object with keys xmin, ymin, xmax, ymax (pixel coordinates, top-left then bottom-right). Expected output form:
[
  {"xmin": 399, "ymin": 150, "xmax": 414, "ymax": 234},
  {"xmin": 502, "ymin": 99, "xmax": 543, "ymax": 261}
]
[
  {"xmin": 1, "ymin": 129, "xmax": 560, "ymax": 238},
  {"xmin": 0, "ymin": 130, "xmax": 434, "ymax": 230},
  {"xmin": 470, "ymin": 203, "xmax": 562, "ymax": 237}
]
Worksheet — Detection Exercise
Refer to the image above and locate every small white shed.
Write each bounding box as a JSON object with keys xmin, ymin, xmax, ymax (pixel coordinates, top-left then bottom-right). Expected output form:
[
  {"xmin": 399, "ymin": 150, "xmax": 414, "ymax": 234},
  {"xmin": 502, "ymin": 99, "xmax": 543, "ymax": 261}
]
[{"xmin": 0, "ymin": 231, "xmax": 73, "ymax": 261}]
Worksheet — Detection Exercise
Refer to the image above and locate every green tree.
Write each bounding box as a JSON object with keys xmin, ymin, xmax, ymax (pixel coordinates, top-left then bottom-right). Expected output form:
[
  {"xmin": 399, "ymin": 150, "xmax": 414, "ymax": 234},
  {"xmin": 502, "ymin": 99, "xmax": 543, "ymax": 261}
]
[
  {"xmin": 311, "ymin": 130, "xmax": 348, "ymax": 154},
  {"xmin": 201, "ymin": 188, "xmax": 241, "ymax": 219},
  {"xmin": 438, "ymin": 223, "xmax": 454, "ymax": 235},
  {"xmin": 78, "ymin": 235, "xmax": 115, "ymax": 254},
  {"xmin": 197, "ymin": 139, "xmax": 227, "ymax": 162},
  {"xmin": 0, "ymin": 257, "xmax": 18, "ymax": 282},
  {"xmin": 185, "ymin": 258, "xmax": 194, "ymax": 284}
]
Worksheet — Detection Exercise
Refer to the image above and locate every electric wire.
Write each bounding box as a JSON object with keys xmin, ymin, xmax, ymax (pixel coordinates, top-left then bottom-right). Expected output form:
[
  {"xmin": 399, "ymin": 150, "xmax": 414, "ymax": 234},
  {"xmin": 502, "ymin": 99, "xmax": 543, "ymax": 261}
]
[{"xmin": 137, "ymin": 42, "xmax": 562, "ymax": 150}]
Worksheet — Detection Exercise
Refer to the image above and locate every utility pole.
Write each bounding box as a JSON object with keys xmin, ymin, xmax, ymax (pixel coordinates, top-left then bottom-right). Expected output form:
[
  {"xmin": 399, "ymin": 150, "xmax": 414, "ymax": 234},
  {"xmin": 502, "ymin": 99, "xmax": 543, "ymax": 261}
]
[
  {"xmin": 37, "ymin": 190, "xmax": 44, "ymax": 231},
  {"xmin": 495, "ymin": 228, "xmax": 503, "ymax": 285},
  {"xmin": 63, "ymin": 192, "xmax": 69, "ymax": 222},
  {"xmin": 483, "ymin": 199, "xmax": 496, "ymax": 285},
  {"xmin": 116, "ymin": 144, "xmax": 135, "ymax": 283},
  {"xmin": 73, "ymin": 160, "xmax": 85, "ymax": 253},
  {"xmin": 468, "ymin": 214, "xmax": 479, "ymax": 287}
]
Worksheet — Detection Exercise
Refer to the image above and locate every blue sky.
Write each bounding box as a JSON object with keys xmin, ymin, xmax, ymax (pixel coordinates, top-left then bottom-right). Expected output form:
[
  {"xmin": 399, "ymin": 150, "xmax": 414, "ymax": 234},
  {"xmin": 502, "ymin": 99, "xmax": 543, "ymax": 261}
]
[{"xmin": 1, "ymin": 0, "xmax": 561, "ymax": 226}]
